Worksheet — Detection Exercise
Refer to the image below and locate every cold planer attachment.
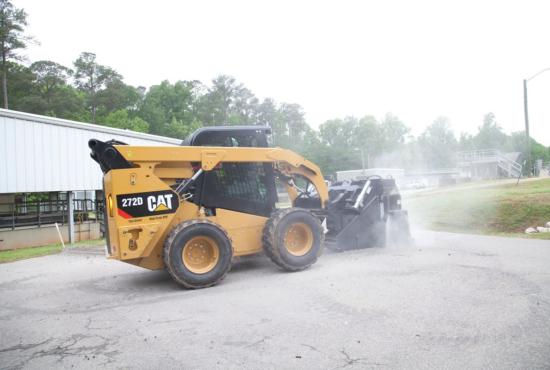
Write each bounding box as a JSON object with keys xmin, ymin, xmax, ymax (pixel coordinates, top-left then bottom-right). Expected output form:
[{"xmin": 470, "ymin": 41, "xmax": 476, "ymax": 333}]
[{"xmin": 326, "ymin": 177, "xmax": 410, "ymax": 250}]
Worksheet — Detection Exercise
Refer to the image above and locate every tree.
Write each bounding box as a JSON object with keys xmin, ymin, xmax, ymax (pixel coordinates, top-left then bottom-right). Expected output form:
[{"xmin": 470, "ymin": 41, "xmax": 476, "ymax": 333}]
[
  {"xmin": 29, "ymin": 61, "xmax": 72, "ymax": 103},
  {"xmin": 278, "ymin": 103, "xmax": 309, "ymax": 148},
  {"xmin": 319, "ymin": 114, "xmax": 410, "ymax": 170},
  {"xmin": 379, "ymin": 113, "xmax": 410, "ymax": 152},
  {"xmin": 198, "ymin": 75, "xmax": 260, "ymax": 126},
  {"xmin": 0, "ymin": 0, "xmax": 31, "ymax": 108},
  {"xmin": 73, "ymin": 52, "xmax": 122, "ymax": 123},
  {"xmin": 473, "ymin": 112, "xmax": 508, "ymax": 150},
  {"xmin": 138, "ymin": 80, "xmax": 201, "ymax": 137},
  {"xmin": 458, "ymin": 132, "xmax": 475, "ymax": 151},
  {"xmin": 30, "ymin": 60, "xmax": 71, "ymax": 89},
  {"xmin": 255, "ymin": 98, "xmax": 284, "ymax": 147},
  {"xmin": 4, "ymin": 60, "xmax": 32, "ymax": 109},
  {"xmin": 300, "ymin": 129, "xmax": 342, "ymax": 175},
  {"xmin": 506, "ymin": 131, "xmax": 528, "ymax": 153},
  {"xmin": 103, "ymin": 109, "xmax": 149, "ymax": 133},
  {"xmin": 199, "ymin": 75, "xmax": 240, "ymax": 125},
  {"xmin": 418, "ymin": 117, "xmax": 458, "ymax": 169},
  {"xmin": 508, "ymin": 131, "xmax": 550, "ymax": 172},
  {"xmin": 42, "ymin": 85, "xmax": 87, "ymax": 120},
  {"xmin": 230, "ymin": 85, "xmax": 259, "ymax": 125},
  {"xmin": 95, "ymin": 79, "xmax": 140, "ymax": 119},
  {"xmin": 318, "ymin": 116, "xmax": 382, "ymax": 173},
  {"xmin": 319, "ymin": 118, "xmax": 354, "ymax": 147},
  {"xmin": 256, "ymin": 98, "xmax": 278, "ymax": 125},
  {"xmin": 8, "ymin": 60, "xmax": 86, "ymax": 119}
]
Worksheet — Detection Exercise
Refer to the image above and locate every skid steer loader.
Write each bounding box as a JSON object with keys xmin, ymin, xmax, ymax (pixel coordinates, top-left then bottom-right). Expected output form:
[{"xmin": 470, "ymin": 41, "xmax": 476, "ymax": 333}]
[{"xmin": 89, "ymin": 126, "xmax": 409, "ymax": 288}]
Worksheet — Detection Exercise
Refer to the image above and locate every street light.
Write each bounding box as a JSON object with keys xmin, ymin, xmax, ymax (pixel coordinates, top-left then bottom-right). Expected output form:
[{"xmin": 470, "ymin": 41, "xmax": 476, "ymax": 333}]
[{"xmin": 523, "ymin": 67, "xmax": 550, "ymax": 176}]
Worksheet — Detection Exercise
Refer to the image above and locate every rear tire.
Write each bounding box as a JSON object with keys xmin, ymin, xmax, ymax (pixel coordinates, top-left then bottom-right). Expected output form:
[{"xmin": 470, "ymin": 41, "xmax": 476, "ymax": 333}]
[
  {"xmin": 163, "ymin": 220, "xmax": 233, "ymax": 289},
  {"xmin": 262, "ymin": 208, "xmax": 324, "ymax": 271}
]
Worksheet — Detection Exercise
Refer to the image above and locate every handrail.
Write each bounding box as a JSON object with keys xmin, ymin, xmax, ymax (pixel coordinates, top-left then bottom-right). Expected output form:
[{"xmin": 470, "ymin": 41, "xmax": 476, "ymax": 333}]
[
  {"xmin": 497, "ymin": 152, "xmax": 522, "ymax": 171},
  {"xmin": 457, "ymin": 149, "xmax": 501, "ymax": 162},
  {"xmin": 496, "ymin": 156, "xmax": 522, "ymax": 177}
]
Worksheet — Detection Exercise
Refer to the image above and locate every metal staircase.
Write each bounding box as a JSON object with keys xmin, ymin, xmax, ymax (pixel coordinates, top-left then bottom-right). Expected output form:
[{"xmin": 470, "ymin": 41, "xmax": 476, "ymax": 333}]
[
  {"xmin": 457, "ymin": 149, "xmax": 522, "ymax": 178},
  {"xmin": 497, "ymin": 153, "xmax": 523, "ymax": 178}
]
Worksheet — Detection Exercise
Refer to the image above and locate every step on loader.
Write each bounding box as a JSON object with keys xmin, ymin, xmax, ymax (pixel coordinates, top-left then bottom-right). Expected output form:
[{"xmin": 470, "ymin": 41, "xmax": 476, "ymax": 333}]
[{"xmin": 89, "ymin": 126, "xmax": 410, "ymax": 288}]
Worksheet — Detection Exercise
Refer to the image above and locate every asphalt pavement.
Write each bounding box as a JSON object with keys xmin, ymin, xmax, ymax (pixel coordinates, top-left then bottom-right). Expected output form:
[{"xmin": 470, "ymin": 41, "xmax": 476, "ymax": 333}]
[{"xmin": 1, "ymin": 231, "xmax": 549, "ymax": 369}]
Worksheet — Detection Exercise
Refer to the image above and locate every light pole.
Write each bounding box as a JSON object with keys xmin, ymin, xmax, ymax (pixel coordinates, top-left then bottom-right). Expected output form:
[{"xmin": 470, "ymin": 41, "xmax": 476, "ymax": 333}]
[{"xmin": 524, "ymin": 68, "xmax": 550, "ymax": 176}]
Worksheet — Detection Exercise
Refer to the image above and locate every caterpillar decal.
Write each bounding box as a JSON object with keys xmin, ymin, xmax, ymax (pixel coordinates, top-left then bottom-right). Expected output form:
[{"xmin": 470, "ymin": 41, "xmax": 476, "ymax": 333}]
[{"xmin": 116, "ymin": 190, "xmax": 179, "ymax": 219}]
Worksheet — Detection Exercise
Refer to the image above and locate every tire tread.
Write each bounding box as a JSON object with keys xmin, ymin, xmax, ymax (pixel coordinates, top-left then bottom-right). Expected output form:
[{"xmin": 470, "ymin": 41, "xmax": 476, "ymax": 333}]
[
  {"xmin": 262, "ymin": 208, "xmax": 324, "ymax": 271},
  {"xmin": 163, "ymin": 219, "xmax": 232, "ymax": 289}
]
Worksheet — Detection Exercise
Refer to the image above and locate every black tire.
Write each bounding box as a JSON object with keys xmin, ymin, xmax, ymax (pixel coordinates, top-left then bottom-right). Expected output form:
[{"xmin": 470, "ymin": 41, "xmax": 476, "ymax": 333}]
[
  {"xmin": 163, "ymin": 220, "xmax": 233, "ymax": 289},
  {"xmin": 262, "ymin": 208, "xmax": 324, "ymax": 271}
]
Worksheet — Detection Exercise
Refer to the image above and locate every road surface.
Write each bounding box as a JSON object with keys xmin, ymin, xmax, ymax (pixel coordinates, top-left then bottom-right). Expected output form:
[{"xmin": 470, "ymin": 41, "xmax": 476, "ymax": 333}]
[{"xmin": 1, "ymin": 231, "xmax": 549, "ymax": 369}]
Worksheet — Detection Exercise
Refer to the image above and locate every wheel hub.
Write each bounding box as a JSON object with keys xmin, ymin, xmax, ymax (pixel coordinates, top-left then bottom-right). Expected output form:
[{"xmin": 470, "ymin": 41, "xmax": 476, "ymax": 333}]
[
  {"xmin": 283, "ymin": 222, "xmax": 314, "ymax": 256},
  {"xmin": 182, "ymin": 236, "xmax": 220, "ymax": 274}
]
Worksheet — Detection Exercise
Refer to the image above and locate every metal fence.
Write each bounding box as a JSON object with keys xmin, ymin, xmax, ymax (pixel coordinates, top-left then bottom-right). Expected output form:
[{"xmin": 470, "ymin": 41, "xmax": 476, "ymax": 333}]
[{"xmin": 0, "ymin": 199, "xmax": 104, "ymax": 230}]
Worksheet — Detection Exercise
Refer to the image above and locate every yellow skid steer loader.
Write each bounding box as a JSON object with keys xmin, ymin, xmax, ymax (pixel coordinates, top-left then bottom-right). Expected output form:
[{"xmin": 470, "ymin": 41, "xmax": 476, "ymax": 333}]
[{"xmin": 89, "ymin": 126, "xmax": 409, "ymax": 288}]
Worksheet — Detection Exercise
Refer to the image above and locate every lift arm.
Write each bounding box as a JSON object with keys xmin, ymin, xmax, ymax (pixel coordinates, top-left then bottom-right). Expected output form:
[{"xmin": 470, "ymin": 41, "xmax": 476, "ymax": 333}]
[{"xmin": 107, "ymin": 144, "xmax": 329, "ymax": 207}]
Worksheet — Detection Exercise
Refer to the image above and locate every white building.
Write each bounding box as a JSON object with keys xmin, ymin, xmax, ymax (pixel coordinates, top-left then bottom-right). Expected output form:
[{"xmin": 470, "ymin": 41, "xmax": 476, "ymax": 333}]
[{"xmin": 0, "ymin": 109, "xmax": 181, "ymax": 250}]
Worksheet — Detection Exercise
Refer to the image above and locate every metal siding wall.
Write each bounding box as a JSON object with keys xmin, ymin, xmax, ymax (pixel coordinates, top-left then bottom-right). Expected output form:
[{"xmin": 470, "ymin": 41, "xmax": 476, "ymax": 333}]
[
  {"xmin": 0, "ymin": 118, "xmax": 4, "ymax": 191},
  {"xmin": 68, "ymin": 126, "xmax": 77, "ymax": 190},
  {"xmin": 6, "ymin": 117, "xmax": 17, "ymax": 192},
  {"xmin": 15, "ymin": 120, "xmax": 26, "ymax": 191},
  {"xmin": 39, "ymin": 122, "xmax": 48, "ymax": 191},
  {"xmin": 1, "ymin": 118, "xmax": 10, "ymax": 191},
  {"xmin": 56, "ymin": 124, "xmax": 65, "ymax": 191},
  {"xmin": 80, "ymin": 129, "xmax": 90, "ymax": 190},
  {"xmin": 33, "ymin": 122, "xmax": 42, "ymax": 191},
  {"xmin": 0, "ymin": 113, "xmax": 179, "ymax": 193}
]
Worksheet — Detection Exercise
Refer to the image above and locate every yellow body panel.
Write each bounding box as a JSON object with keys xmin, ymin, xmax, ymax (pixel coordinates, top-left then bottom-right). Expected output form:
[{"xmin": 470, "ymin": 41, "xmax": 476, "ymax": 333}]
[
  {"xmin": 103, "ymin": 167, "xmax": 178, "ymax": 262},
  {"xmin": 103, "ymin": 145, "xmax": 327, "ymax": 270},
  {"xmin": 172, "ymin": 203, "xmax": 267, "ymax": 256},
  {"xmin": 217, "ymin": 209, "xmax": 266, "ymax": 256}
]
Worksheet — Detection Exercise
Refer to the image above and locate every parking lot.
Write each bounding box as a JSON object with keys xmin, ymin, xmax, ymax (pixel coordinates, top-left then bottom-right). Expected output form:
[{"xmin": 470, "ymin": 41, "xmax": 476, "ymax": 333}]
[{"xmin": 1, "ymin": 231, "xmax": 549, "ymax": 369}]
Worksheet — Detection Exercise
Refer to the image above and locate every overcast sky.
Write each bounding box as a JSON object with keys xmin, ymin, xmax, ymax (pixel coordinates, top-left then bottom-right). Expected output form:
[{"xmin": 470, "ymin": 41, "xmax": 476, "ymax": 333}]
[{"xmin": 15, "ymin": 0, "xmax": 550, "ymax": 145}]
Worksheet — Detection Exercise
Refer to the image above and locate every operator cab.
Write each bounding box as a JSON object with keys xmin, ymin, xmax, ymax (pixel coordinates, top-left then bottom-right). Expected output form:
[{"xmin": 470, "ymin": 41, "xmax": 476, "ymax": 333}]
[
  {"xmin": 184, "ymin": 125, "xmax": 322, "ymax": 217},
  {"xmin": 183, "ymin": 126, "xmax": 278, "ymax": 217}
]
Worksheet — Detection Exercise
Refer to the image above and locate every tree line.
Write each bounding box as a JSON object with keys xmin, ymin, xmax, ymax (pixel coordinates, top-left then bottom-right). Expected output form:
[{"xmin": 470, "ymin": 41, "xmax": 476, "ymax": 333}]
[{"xmin": 1, "ymin": 0, "xmax": 548, "ymax": 176}]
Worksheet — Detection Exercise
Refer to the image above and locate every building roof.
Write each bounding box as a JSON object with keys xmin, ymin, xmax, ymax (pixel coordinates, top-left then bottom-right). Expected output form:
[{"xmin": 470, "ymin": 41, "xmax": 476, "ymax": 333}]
[
  {"xmin": 0, "ymin": 109, "xmax": 181, "ymax": 193},
  {"xmin": 0, "ymin": 109, "xmax": 182, "ymax": 145}
]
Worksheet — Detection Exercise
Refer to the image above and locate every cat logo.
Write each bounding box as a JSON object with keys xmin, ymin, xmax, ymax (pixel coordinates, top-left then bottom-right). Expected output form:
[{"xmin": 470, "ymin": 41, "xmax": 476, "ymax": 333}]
[
  {"xmin": 117, "ymin": 190, "xmax": 178, "ymax": 219},
  {"xmin": 147, "ymin": 194, "xmax": 174, "ymax": 212}
]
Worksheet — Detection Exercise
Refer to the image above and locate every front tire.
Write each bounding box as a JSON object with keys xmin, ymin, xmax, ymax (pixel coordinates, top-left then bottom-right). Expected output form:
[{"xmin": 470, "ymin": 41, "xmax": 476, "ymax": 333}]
[
  {"xmin": 262, "ymin": 208, "xmax": 324, "ymax": 271},
  {"xmin": 163, "ymin": 220, "xmax": 233, "ymax": 289}
]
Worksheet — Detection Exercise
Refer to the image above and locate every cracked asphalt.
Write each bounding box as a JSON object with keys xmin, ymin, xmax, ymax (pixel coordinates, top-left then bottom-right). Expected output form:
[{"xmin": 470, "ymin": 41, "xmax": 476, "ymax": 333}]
[{"xmin": 1, "ymin": 230, "xmax": 550, "ymax": 369}]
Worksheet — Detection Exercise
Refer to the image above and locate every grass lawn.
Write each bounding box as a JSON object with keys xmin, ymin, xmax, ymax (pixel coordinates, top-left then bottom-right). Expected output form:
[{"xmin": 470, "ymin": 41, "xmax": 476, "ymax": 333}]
[
  {"xmin": 0, "ymin": 239, "xmax": 105, "ymax": 264},
  {"xmin": 404, "ymin": 178, "xmax": 550, "ymax": 240}
]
